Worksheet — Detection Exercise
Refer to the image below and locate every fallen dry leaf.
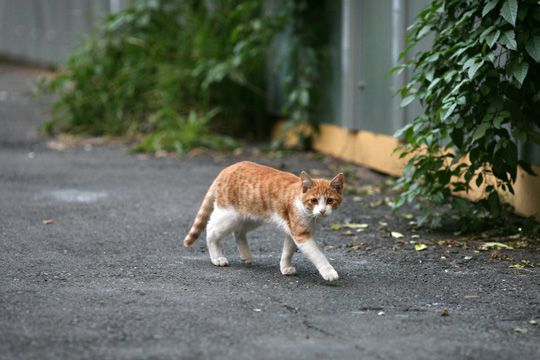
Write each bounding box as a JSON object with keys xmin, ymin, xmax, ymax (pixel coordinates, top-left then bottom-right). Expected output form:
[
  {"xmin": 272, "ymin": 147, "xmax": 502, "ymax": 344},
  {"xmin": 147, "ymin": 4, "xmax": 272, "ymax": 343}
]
[
  {"xmin": 332, "ymin": 223, "xmax": 369, "ymax": 232},
  {"xmin": 509, "ymin": 260, "xmax": 533, "ymax": 269},
  {"xmin": 479, "ymin": 242, "xmax": 514, "ymax": 251},
  {"xmin": 391, "ymin": 231, "xmax": 404, "ymax": 239},
  {"xmin": 508, "ymin": 240, "xmax": 529, "ymax": 249},
  {"xmin": 345, "ymin": 223, "xmax": 369, "ymax": 229},
  {"xmin": 46, "ymin": 140, "xmax": 68, "ymax": 151},
  {"xmin": 509, "ymin": 263, "xmax": 526, "ymax": 269},
  {"xmin": 369, "ymin": 199, "xmax": 385, "ymax": 208},
  {"xmin": 347, "ymin": 242, "xmax": 366, "ymax": 250},
  {"xmin": 357, "ymin": 184, "xmax": 381, "ymax": 196},
  {"xmin": 491, "ymin": 251, "xmax": 513, "ymax": 261},
  {"xmin": 415, "ymin": 243, "xmax": 428, "ymax": 251},
  {"xmin": 330, "ymin": 223, "xmax": 342, "ymax": 231}
]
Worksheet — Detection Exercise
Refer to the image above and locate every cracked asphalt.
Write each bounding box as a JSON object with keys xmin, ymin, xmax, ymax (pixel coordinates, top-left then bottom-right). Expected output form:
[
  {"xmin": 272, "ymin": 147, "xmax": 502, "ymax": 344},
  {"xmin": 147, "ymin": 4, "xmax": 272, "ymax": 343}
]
[{"xmin": 1, "ymin": 63, "xmax": 539, "ymax": 360}]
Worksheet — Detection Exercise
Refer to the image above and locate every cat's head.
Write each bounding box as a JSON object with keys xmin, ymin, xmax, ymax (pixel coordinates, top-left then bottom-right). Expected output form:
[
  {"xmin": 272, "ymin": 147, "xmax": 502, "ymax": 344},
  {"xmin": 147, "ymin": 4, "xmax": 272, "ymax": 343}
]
[{"xmin": 299, "ymin": 171, "xmax": 344, "ymax": 218}]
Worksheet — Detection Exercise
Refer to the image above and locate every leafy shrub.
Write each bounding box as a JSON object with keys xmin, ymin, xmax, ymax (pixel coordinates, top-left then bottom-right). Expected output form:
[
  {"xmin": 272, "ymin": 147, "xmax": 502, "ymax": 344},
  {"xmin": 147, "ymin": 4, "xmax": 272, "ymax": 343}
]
[
  {"xmin": 40, "ymin": 0, "xmax": 274, "ymax": 151},
  {"xmin": 130, "ymin": 109, "xmax": 237, "ymax": 154},
  {"xmin": 394, "ymin": 0, "xmax": 540, "ymax": 228},
  {"xmin": 39, "ymin": 0, "xmax": 326, "ymax": 152}
]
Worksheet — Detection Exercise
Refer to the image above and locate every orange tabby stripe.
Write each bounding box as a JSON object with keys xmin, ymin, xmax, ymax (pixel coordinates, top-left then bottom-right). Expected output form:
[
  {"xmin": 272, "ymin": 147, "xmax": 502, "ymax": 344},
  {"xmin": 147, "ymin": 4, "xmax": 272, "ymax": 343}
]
[{"xmin": 183, "ymin": 186, "xmax": 215, "ymax": 247}]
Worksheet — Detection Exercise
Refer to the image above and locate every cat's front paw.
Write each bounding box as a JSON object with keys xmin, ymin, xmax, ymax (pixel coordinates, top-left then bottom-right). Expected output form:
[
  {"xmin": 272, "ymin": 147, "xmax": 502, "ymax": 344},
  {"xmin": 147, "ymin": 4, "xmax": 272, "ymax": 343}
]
[
  {"xmin": 240, "ymin": 257, "xmax": 252, "ymax": 266},
  {"xmin": 212, "ymin": 257, "xmax": 230, "ymax": 267},
  {"xmin": 280, "ymin": 266, "xmax": 297, "ymax": 275},
  {"xmin": 320, "ymin": 266, "xmax": 339, "ymax": 281}
]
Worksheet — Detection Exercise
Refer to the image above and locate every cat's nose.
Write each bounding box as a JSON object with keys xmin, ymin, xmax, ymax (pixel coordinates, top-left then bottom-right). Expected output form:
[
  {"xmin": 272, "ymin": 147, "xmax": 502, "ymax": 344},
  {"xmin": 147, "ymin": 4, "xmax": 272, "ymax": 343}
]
[{"xmin": 319, "ymin": 209, "xmax": 326, "ymax": 215}]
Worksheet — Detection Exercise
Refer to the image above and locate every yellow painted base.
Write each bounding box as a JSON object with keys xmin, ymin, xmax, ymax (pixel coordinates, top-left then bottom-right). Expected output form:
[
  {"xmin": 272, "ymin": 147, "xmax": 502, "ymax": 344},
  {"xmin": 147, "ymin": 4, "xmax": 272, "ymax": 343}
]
[
  {"xmin": 310, "ymin": 123, "xmax": 540, "ymax": 221},
  {"xmin": 312, "ymin": 123, "xmax": 406, "ymax": 176}
]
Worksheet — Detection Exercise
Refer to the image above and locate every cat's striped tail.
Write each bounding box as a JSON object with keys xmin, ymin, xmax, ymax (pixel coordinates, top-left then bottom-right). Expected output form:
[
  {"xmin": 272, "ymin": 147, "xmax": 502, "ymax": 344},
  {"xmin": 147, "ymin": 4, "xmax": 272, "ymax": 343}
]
[{"xmin": 183, "ymin": 184, "xmax": 215, "ymax": 247}]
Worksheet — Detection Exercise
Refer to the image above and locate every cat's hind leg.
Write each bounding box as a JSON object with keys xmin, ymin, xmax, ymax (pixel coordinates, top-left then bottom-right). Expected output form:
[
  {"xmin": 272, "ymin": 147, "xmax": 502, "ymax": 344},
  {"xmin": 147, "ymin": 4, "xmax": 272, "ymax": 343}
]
[
  {"xmin": 206, "ymin": 207, "xmax": 239, "ymax": 267},
  {"xmin": 234, "ymin": 231, "xmax": 252, "ymax": 265},
  {"xmin": 280, "ymin": 235, "xmax": 297, "ymax": 275}
]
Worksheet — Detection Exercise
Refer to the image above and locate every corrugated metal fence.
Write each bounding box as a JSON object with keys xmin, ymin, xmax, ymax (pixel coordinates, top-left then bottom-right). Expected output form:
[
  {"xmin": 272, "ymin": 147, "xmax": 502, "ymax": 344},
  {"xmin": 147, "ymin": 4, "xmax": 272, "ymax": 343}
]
[{"xmin": 0, "ymin": 0, "xmax": 128, "ymax": 65}]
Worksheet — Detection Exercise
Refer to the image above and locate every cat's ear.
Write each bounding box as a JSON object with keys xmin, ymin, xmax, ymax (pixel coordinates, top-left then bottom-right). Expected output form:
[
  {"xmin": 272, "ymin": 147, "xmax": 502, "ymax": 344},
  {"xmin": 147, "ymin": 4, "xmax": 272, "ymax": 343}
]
[
  {"xmin": 300, "ymin": 171, "xmax": 313, "ymax": 193},
  {"xmin": 330, "ymin": 173, "xmax": 344, "ymax": 193}
]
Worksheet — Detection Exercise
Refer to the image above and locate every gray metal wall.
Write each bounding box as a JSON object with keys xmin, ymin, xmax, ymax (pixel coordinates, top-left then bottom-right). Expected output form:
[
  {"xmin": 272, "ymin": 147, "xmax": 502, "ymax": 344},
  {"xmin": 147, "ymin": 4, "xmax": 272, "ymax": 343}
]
[
  {"xmin": 308, "ymin": 0, "xmax": 540, "ymax": 164},
  {"xmin": 339, "ymin": 0, "xmax": 430, "ymax": 135},
  {"xmin": 268, "ymin": 0, "xmax": 429, "ymax": 135},
  {"xmin": 0, "ymin": 0, "xmax": 128, "ymax": 66}
]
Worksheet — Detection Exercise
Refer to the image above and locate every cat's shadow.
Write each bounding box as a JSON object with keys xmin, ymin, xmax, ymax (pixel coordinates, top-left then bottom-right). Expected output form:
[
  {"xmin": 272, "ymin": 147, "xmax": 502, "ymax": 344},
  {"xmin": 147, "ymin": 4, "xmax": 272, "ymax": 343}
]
[
  {"xmin": 224, "ymin": 258, "xmax": 347, "ymax": 288},
  {"xmin": 180, "ymin": 247, "xmax": 351, "ymax": 287}
]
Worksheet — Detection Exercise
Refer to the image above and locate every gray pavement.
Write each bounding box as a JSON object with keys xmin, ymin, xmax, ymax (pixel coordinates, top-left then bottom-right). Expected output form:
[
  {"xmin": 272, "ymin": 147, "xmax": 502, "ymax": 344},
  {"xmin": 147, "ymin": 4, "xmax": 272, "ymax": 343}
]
[{"xmin": 1, "ymin": 63, "xmax": 539, "ymax": 360}]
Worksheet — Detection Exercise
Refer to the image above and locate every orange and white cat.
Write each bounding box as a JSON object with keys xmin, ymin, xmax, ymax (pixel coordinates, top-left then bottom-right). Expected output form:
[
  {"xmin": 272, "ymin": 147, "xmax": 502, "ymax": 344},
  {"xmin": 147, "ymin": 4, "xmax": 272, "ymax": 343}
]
[{"xmin": 183, "ymin": 161, "xmax": 344, "ymax": 281}]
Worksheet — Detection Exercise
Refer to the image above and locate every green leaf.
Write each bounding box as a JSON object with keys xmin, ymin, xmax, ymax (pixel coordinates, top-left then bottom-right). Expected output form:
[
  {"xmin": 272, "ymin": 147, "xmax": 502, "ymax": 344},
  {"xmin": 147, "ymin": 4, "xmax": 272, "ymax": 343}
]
[
  {"xmin": 500, "ymin": 0, "xmax": 518, "ymax": 26},
  {"xmin": 525, "ymin": 36, "xmax": 540, "ymax": 62},
  {"xmin": 442, "ymin": 103, "xmax": 457, "ymax": 120},
  {"xmin": 417, "ymin": 25, "xmax": 431, "ymax": 39},
  {"xmin": 518, "ymin": 161, "xmax": 537, "ymax": 176},
  {"xmin": 400, "ymin": 95, "xmax": 416, "ymax": 108},
  {"xmin": 500, "ymin": 30, "xmax": 517, "ymax": 50},
  {"xmin": 482, "ymin": 0, "xmax": 499, "ymax": 16},
  {"xmin": 506, "ymin": 141, "xmax": 518, "ymax": 168},
  {"xmin": 468, "ymin": 60, "xmax": 484, "ymax": 79},
  {"xmin": 463, "ymin": 58, "xmax": 476, "ymax": 69},
  {"xmin": 425, "ymin": 69, "xmax": 435, "ymax": 82},
  {"xmin": 425, "ymin": 53, "xmax": 440, "ymax": 62},
  {"xmin": 473, "ymin": 122, "xmax": 490, "ymax": 141},
  {"xmin": 485, "ymin": 30, "xmax": 500, "ymax": 48},
  {"xmin": 450, "ymin": 128, "xmax": 464, "ymax": 148},
  {"xmin": 487, "ymin": 192, "xmax": 501, "ymax": 217},
  {"xmin": 493, "ymin": 115, "xmax": 505, "ymax": 129},
  {"xmin": 394, "ymin": 123, "xmax": 413, "ymax": 138},
  {"xmin": 476, "ymin": 173, "xmax": 484, "ymax": 187},
  {"xmin": 510, "ymin": 60, "xmax": 529, "ymax": 85}
]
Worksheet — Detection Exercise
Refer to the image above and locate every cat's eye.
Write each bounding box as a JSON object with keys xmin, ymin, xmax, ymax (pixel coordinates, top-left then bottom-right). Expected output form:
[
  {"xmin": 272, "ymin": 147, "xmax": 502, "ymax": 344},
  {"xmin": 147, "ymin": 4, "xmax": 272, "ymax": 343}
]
[
  {"xmin": 309, "ymin": 198, "xmax": 318, "ymax": 205},
  {"xmin": 327, "ymin": 198, "xmax": 335, "ymax": 205}
]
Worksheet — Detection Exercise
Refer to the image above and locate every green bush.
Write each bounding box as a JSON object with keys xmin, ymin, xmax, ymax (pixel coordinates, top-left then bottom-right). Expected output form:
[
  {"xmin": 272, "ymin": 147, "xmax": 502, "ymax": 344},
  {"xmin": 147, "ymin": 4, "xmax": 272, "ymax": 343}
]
[
  {"xmin": 39, "ymin": 0, "xmax": 327, "ymax": 153},
  {"xmin": 40, "ymin": 0, "xmax": 275, "ymax": 151},
  {"xmin": 393, "ymin": 0, "xmax": 540, "ymax": 228}
]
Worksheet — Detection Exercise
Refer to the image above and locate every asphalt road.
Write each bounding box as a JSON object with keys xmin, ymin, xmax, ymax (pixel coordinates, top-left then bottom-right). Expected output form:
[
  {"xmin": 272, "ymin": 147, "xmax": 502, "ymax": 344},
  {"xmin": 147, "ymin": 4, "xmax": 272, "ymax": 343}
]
[{"xmin": 1, "ymin": 63, "xmax": 539, "ymax": 360}]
